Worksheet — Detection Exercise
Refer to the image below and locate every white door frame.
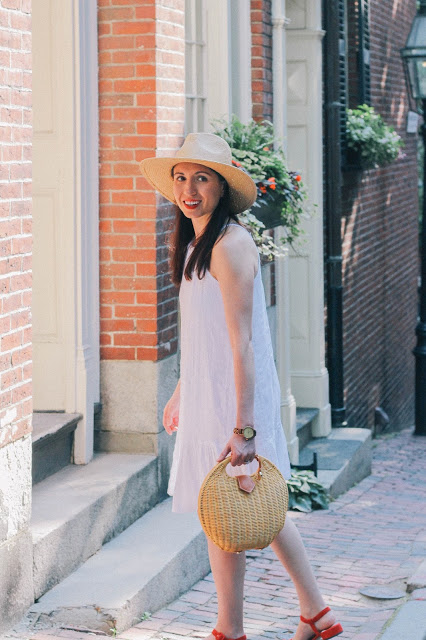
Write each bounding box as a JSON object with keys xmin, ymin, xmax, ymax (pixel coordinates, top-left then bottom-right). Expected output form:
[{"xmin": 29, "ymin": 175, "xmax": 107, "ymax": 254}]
[
  {"xmin": 32, "ymin": 0, "xmax": 99, "ymax": 463},
  {"xmin": 73, "ymin": 0, "xmax": 100, "ymax": 463}
]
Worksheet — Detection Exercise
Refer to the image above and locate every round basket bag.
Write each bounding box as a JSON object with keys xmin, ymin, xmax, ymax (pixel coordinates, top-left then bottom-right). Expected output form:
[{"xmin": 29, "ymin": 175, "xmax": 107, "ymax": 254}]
[{"xmin": 197, "ymin": 455, "xmax": 289, "ymax": 553}]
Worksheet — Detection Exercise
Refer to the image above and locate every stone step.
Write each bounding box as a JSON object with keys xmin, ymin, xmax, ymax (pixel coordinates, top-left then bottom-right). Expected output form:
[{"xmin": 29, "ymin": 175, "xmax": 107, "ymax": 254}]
[
  {"xmin": 30, "ymin": 498, "xmax": 210, "ymax": 635},
  {"xmin": 299, "ymin": 427, "xmax": 372, "ymax": 498},
  {"xmin": 31, "ymin": 452, "xmax": 159, "ymax": 600},
  {"xmin": 32, "ymin": 412, "xmax": 82, "ymax": 484},
  {"xmin": 295, "ymin": 407, "xmax": 318, "ymax": 451}
]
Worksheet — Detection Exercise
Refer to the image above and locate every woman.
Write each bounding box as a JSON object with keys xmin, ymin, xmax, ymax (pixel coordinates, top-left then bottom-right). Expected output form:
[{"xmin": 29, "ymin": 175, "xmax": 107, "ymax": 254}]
[{"xmin": 140, "ymin": 133, "xmax": 343, "ymax": 640}]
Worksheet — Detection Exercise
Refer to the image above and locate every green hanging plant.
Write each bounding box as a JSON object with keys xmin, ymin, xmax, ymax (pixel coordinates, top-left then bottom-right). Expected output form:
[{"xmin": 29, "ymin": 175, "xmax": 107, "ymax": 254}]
[
  {"xmin": 287, "ymin": 470, "xmax": 329, "ymax": 512},
  {"xmin": 346, "ymin": 104, "xmax": 404, "ymax": 170},
  {"xmin": 211, "ymin": 116, "xmax": 308, "ymax": 259}
]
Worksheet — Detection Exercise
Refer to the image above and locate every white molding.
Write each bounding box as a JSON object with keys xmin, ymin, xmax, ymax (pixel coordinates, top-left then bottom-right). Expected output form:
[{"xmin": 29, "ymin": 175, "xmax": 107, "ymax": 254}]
[
  {"xmin": 72, "ymin": 0, "xmax": 99, "ymax": 463},
  {"xmin": 272, "ymin": 0, "xmax": 288, "ymax": 145},
  {"xmin": 291, "ymin": 368, "xmax": 330, "ymax": 379},
  {"xmin": 272, "ymin": 0, "xmax": 298, "ymax": 463},
  {"xmin": 285, "ymin": 28, "xmax": 325, "ymax": 38}
]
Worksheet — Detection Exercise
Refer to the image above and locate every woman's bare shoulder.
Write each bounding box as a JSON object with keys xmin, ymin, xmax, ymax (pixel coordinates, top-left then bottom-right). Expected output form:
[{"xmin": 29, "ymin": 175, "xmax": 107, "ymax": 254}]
[{"xmin": 210, "ymin": 224, "xmax": 258, "ymax": 280}]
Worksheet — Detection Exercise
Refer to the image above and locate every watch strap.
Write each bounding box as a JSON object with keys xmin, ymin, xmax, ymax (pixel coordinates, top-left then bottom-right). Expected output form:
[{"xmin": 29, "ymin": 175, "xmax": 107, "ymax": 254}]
[{"xmin": 233, "ymin": 426, "xmax": 256, "ymax": 440}]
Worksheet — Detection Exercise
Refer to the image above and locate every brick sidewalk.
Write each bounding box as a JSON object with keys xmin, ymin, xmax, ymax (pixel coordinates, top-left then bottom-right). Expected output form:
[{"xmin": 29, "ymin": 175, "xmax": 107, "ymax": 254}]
[{"xmin": 28, "ymin": 428, "xmax": 426, "ymax": 640}]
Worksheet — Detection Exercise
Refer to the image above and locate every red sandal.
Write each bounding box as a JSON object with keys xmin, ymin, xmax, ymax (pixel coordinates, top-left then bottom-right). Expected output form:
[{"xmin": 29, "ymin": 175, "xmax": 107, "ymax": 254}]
[
  {"xmin": 212, "ymin": 629, "xmax": 247, "ymax": 640},
  {"xmin": 288, "ymin": 606, "xmax": 343, "ymax": 640}
]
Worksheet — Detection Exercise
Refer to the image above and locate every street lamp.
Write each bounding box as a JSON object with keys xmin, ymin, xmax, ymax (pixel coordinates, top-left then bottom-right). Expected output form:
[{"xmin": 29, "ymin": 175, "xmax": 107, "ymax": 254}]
[{"xmin": 401, "ymin": 0, "xmax": 426, "ymax": 436}]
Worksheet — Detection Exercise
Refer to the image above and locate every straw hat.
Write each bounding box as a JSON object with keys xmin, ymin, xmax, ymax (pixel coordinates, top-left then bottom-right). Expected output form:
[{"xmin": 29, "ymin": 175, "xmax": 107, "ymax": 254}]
[{"xmin": 139, "ymin": 132, "xmax": 257, "ymax": 214}]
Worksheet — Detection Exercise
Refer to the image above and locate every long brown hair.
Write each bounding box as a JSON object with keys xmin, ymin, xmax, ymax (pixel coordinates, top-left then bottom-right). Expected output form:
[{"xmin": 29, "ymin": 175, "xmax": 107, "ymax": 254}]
[{"xmin": 169, "ymin": 170, "xmax": 241, "ymax": 286}]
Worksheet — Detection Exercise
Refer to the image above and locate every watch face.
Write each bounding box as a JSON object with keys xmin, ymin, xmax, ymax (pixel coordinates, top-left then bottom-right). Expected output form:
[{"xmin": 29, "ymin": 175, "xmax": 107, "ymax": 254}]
[{"xmin": 243, "ymin": 426, "xmax": 254, "ymax": 439}]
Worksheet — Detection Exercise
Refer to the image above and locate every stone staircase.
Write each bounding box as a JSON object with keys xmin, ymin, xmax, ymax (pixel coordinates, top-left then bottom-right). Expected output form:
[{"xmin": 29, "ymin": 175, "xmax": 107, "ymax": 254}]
[
  {"xmin": 26, "ymin": 411, "xmax": 209, "ymax": 635},
  {"xmin": 20, "ymin": 409, "xmax": 372, "ymax": 637},
  {"xmin": 31, "ymin": 452, "xmax": 160, "ymax": 600},
  {"xmin": 30, "ymin": 499, "xmax": 209, "ymax": 634}
]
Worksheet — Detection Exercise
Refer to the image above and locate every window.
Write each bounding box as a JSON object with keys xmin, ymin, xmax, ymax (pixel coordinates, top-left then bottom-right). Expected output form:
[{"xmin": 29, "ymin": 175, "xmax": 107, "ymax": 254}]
[
  {"xmin": 338, "ymin": 0, "xmax": 349, "ymax": 157},
  {"xmin": 185, "ymin": 0, "xmax": 207, "ymax": 133},
  {"xmin": 347, "ymin": 0, "xmax": 371, "ymax": 107},
  {"xmin": 336, "ymin": 0, "xmax": 372, "ymax": 163},
  {"xmin": 185, "ymin": 0, "xmax": 252, "ymax": 131}
]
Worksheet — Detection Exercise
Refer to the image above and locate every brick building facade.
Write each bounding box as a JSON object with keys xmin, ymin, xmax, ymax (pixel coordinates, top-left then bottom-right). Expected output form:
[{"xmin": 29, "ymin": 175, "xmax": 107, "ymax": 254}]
[
  {"xmin": 0, "ymin": 0, "xmax": 32, "ymax": 454},
  {"xmin": 251, "ymin": 0, "xmax": 273, "ymax": 122},
  {"xmin": 0, "ymin": 0, "xmax": 33, "ymax": 626},
  {"xmin": 0, "ymin": 0, "xmax": 420, "ymax": 631},
  {"xmin": 341, "ymin": 0, "xmax": 418, "ymax": 430},
  {"xmin": 98, "ymin": 0, "xmax": 183, "ymax": 365}
]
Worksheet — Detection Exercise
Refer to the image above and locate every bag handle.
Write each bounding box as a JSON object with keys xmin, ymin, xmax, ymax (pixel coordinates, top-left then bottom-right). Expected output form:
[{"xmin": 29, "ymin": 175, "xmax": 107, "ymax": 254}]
[{"xmin": 221, "ymin": 454, "xmax": 263, "ymax": 481}]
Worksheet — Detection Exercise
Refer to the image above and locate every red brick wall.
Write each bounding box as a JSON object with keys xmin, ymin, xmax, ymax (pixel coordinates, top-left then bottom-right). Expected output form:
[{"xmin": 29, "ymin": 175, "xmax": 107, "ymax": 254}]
[
  {"xmin": 0, "ymin": 0, "xmax": 32, "ymax": 449},
  {"xmin": 340, "ymin": 0, "xmax": 418, "ymax": 430},
  {"xmin": 98, "ymin": 0, "xmax": 184, "ymax": 363},
  {"xmin": 250, "ymin": 0, "xmax": 273, "ymax": 122}
]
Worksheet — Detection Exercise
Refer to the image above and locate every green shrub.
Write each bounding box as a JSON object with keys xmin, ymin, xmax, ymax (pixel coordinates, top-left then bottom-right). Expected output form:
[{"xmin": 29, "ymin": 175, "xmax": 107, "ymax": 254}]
[{"xmin": 287, "ymin": 470, "xmax": 329, "ymax": 512}]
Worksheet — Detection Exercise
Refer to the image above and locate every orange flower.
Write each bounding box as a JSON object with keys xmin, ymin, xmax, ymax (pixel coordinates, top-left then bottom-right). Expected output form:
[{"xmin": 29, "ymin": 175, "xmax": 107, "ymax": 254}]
[
  {"xmin": 269, "ymin": 183, "xmax": 276, "ymax": 190},
  {"xmin": 267, "ymin": 176, "xmax": 276, "ymax": 182},
  {"xmin": 259, "ymin": 185, "xmax": 267, "ymax": 194},
  {"xmin": 295, "ymin": 175, "xmax": 301, "ymax": 182},
  {"xmin": 263, "ymin": 146, "xmax": 270, "ymax": 151},
  {"xmin": 232, "ymin": 159, "xmax": 242, "ymax": 167}
]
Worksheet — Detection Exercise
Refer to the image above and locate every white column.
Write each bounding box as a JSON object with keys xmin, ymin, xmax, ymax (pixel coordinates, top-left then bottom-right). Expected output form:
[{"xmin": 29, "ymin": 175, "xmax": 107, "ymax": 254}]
[
  {"xmin": 272, "ymin": 0, "xmax": 298, "ymax": 463},
  {"xmin": 286, "ymin": 1, "xmax": 331, "ymax": 436}
]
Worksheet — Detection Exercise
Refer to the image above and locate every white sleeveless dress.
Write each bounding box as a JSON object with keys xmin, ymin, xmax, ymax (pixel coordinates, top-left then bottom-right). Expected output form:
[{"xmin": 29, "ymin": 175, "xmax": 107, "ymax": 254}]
[{"xmin": 168, "ymin": 223, "xmax": 291, "ymax": 513}]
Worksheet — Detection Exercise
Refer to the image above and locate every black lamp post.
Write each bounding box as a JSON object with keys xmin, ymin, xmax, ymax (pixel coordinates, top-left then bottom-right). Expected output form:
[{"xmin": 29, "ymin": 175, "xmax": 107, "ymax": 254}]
[{"xmin": 401, "ymin": 1, "xmax": 426, "ymax": 436}]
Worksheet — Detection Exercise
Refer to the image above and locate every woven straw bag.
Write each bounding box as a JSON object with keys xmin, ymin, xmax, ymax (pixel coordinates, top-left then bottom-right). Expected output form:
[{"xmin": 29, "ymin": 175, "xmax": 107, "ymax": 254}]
[{"xmin": 198, "ymin": 455, "xmax": 289, "ymax": 553}]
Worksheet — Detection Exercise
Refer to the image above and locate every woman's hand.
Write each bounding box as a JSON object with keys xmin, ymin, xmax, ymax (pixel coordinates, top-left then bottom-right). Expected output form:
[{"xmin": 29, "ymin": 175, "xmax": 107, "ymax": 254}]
[
  {"xmin": 163, "ymin": 381, "xmax": 180, "ymax": 435},
  {"xmin": 217, "ymin": 433, "xmax": 256, "ymax": 467}
]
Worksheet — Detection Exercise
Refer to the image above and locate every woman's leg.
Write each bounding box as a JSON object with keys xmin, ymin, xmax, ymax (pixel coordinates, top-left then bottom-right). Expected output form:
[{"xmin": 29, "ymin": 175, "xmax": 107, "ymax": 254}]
[
  {"xmin": 206, "ymin": 537, "xmax": 246, "ymax": 639},
  {"xmin": 270, "ymin": 516, "xmax": 337, "ymax": 640}
]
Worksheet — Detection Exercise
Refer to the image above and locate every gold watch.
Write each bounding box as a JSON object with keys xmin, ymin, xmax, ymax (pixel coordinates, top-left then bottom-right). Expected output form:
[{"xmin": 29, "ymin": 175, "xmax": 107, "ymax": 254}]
[{"xmin": 233, "ymin": 426, "xmax": 256, "ymax": 440}]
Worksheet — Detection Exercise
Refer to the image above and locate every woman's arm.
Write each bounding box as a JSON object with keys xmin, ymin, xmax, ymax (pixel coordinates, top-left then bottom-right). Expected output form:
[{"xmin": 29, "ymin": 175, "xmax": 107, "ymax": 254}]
[{"xmin": 210, "ymin": 228, "xmax": 258, "ymax": 466}]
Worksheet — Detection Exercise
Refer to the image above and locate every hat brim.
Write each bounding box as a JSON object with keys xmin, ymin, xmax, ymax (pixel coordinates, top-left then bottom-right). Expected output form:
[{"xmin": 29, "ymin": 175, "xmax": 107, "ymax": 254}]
[{"xmin": 140, "ymin": 156, "xmax": 257, "ymax": 215}]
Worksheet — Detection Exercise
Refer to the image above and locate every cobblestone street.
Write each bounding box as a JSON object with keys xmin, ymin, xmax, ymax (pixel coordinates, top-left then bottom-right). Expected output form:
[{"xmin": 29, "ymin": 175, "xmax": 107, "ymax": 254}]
[{"xmin": 28, "ymin": 427, "xmax": 426, "ymax": 640}]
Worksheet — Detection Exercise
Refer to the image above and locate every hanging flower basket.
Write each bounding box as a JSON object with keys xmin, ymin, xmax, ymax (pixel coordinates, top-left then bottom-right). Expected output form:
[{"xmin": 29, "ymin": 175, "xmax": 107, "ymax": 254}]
[
  {"xmin": 345, "ymin": 104, "xmax": 404, "ymax": 171},
  {"xmin": 212, "ymin": 116, "xmax": 307, "ymax": 258},
  {"xmin": 344, "ymin": 147, "xmax": 365, "ymax": 172},
  {"xmin": 252, "ymin": 192, "xmax": 286, "ymax": 229},
  {"xmin": 250, "ymin": 173, "xmax": 304, "ymax": 230}
]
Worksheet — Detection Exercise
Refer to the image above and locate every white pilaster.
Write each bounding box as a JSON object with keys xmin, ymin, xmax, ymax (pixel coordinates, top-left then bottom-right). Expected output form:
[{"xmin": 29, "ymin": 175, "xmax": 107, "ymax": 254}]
[
  {"xmin": 272, "ymin": 0, "xmax": 298, "ymax": 463},
  {"xmin": 72, "ymin": 0, "xmax": 100, "ymax": 462},
  {"xmin": 286, "ymin": 1, "xmax": 331, "ymax": 436}
]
